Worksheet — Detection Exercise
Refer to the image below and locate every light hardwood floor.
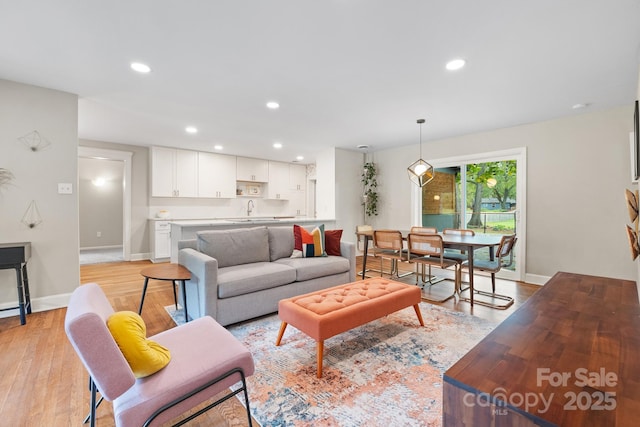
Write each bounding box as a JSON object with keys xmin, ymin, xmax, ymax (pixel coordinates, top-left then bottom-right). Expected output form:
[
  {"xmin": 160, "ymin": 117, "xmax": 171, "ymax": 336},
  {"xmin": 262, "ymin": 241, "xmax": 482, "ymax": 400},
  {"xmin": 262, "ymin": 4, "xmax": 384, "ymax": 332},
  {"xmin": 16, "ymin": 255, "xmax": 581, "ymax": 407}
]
[{"xmin": 0, "ymin": 257, "xmax": 539, "ymax": 426}]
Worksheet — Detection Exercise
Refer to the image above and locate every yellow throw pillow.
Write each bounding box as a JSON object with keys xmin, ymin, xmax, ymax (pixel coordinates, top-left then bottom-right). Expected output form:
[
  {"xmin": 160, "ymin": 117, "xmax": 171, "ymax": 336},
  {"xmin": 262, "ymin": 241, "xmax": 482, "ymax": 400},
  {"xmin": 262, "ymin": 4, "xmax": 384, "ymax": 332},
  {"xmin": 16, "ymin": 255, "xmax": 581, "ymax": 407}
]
[{"xmin": 107, "ymin": 311, "xmax": 171, "ymax": 378}]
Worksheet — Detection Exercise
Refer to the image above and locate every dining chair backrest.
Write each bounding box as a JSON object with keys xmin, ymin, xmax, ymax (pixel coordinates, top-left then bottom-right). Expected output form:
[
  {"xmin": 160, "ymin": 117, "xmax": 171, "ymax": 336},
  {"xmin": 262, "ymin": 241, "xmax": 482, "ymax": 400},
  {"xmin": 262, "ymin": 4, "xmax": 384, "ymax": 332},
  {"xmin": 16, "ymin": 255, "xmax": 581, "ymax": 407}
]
[
  {"xmin": 497, "ymin": 234, "xmax": 517, "ymax": 267},
  {"xmin": 373, "ymin": 230, "xmax": 404, "ymax": 252},
  {"xmin": 356, "ymin": 225, "xmax": 373, "ymax": 233},
  {"xmin": 407, "ymin": 233, "xmax": 444, "ymax": 258},
  {"xmin": 410, "ymin": 226, "xmax": 437, "ymax": 234},
  {"xmin": 443, "ymin": 228, "xmax": 475, "ymax": 236}
]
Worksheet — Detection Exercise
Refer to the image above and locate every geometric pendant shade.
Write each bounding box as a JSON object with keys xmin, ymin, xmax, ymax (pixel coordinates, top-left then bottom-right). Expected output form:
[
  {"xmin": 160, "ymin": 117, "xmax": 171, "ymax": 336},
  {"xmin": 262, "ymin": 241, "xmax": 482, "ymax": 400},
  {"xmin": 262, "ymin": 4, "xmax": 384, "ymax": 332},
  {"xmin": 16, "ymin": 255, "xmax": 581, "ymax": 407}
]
[{"xmin": 407, "ymin": 119, "xmax": 434, "ymax": 187}]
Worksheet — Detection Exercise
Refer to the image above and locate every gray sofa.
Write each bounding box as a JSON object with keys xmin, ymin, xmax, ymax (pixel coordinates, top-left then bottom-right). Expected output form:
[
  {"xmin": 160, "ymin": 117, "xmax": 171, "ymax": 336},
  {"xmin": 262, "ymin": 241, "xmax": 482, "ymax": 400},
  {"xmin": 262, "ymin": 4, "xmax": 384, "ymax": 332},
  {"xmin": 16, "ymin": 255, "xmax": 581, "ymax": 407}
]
[{"xmin": 178, "ymin": 225, "xmax": 356, "ymax": 326}]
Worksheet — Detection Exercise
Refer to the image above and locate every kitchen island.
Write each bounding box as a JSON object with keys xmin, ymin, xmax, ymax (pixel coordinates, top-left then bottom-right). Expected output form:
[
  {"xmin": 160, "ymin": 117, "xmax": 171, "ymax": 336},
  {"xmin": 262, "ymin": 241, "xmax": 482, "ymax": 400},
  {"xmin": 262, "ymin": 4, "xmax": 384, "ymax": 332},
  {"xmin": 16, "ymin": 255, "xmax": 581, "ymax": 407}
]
[{"xmin": 169, "ymin": 217, "xmax": 336, "ymax": 262}]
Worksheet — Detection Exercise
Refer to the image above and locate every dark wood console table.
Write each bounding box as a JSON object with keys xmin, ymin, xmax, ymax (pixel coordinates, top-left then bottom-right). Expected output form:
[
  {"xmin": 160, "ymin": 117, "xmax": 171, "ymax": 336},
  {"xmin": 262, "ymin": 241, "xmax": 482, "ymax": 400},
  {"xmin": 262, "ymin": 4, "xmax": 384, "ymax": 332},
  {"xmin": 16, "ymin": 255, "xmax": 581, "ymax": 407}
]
[
  {"xmin": 443, "ymin": 271, "xmax": 640, "ymax": 426},
  {"xmin": 0, "ymin": 242, "xmax": 32, "ymax": 325}
]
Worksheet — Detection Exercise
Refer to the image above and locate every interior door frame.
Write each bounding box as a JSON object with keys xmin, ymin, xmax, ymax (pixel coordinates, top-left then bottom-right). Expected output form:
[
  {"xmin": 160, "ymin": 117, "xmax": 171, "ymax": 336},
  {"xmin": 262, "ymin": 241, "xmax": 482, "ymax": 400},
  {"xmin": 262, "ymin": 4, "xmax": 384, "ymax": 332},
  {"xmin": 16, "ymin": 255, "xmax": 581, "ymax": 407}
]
[
  {"xmin": 411, "ymin": 147, "xmax": 527, "ymax": 281},
  {"xmin": 78, "ymin": 146, "xmax": 133, "ymax": 261}
]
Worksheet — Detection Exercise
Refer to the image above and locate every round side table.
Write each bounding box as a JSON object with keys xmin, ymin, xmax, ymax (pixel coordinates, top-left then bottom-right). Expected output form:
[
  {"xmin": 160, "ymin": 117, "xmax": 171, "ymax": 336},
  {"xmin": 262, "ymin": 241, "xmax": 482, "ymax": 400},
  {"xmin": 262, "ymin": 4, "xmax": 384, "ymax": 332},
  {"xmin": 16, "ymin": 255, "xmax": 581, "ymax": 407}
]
[{"xmin": 139, "ymin": 263, "xmax": 191, "ymax": 323}]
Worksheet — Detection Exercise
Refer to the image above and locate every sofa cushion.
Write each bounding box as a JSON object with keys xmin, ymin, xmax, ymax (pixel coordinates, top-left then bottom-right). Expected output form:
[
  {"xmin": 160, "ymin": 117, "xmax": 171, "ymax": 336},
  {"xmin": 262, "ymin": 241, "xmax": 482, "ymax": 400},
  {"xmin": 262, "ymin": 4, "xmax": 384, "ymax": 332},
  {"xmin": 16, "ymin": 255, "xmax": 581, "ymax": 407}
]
[
  {"xmin": 197, "ymin": 227, "xmax": 270, "ymax": 268},
  {"xmin": 274, "ymin": 255, "xmax": 350, "ymax": 282},
  {"xmin": 325, "ymin": 229, "xmax": 343, "ymax": 256},
  {"xmin": 267, "ymin": 226, "xmax": 295, "ymax": 261},
  {"xmin": 217, "ymin": 262, "xmax": 297, "ymax": 298},
  {"xmin": 291, "ymin": 224, "xmax": 326, "ymax": 258}
]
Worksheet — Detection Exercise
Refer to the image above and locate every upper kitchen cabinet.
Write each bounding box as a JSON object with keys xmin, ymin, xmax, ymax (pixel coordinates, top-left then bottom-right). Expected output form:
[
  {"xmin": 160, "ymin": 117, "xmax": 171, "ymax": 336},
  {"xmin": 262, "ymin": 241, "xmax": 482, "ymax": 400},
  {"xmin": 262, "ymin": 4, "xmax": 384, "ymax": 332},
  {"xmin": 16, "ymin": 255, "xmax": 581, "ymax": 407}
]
[
  {"xmin": 237, "ymin": 157, "xmax": 269, "ymax": 182},
  {"xmin": 267, "ymin": 161, "xmax": 290, "ymax": 200},
  {"xmin": 289, "ymin": 164, "xmax": 306, "ymax": 191},
  {"xmin": 198, "ymin": 152, "xmax": 237, "ymax": 198},
  {"xmin": 151, "ymin": 147, "xmax": 198, "ymax": 198}
]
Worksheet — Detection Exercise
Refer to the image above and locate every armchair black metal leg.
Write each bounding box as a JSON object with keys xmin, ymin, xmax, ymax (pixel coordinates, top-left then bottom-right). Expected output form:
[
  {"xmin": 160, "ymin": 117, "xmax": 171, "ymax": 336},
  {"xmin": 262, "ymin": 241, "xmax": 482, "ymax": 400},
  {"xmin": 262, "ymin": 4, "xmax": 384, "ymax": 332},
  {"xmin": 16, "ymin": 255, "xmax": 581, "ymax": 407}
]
[{"xmin": 83, "ymin": 378, "xmax": 103, "ymax": 426}]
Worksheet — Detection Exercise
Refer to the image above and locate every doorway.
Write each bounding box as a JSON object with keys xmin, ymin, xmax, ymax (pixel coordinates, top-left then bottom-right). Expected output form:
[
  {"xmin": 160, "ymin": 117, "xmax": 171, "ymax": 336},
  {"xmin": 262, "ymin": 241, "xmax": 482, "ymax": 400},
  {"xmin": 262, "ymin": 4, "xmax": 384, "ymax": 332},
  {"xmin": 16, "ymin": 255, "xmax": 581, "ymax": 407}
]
[
  {"xmin": 78, "ymin": 147, "xmax": 133, "ymax": 262},
  {"xmin": 412, "ymin": 148, "xmax": 526, "ymax": 281}
]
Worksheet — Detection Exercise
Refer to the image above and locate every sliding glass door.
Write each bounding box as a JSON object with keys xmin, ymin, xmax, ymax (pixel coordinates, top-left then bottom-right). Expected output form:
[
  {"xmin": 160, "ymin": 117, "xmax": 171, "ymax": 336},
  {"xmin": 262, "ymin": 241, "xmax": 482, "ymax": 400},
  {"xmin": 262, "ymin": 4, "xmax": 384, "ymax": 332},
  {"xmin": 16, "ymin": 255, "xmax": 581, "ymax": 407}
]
[{"xmin": 415, "ymin": 148, "xmax": 526, "ymax": 281}]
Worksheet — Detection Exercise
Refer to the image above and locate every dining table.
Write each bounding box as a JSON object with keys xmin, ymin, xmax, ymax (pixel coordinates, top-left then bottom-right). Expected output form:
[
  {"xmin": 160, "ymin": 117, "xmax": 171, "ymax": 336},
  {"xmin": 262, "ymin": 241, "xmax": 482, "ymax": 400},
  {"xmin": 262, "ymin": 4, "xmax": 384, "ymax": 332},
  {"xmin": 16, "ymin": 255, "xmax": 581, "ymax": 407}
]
[{"xmin": 355, "ymin": 229, "xmax": 503, "ymax": 306}]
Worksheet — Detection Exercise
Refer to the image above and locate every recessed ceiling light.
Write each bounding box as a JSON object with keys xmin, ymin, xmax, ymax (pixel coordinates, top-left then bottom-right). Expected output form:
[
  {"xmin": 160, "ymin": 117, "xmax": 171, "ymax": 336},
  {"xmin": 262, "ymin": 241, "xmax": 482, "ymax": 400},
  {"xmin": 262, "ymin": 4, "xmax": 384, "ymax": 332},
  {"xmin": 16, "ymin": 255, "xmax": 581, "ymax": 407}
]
[
  {"xmin": 130, "ymin": 62, "xmax": 151, "ymax": 73},
  {"xmin": 214, "ymin": 145, "xmax": 223, "ymax": 150},
  {"xmin": 572, "ymin": 103, "xmax": 589, "ymax": 110},
  {"xmin": 273, "ymin": 142, "xmax": 283, "ymax": 149},
  {"xmin": 445, "ymin": 59, "xmax": 466, "ymax": 71},
  {"xmin": 185, "ymin": 126, "xmax": 198, "ymax": 134},
  {"xmin": 266, "ymin": 101, "xmax": 280, "ymax": 109},
  {"xmin": 296, "ymin": 155, "xmax": 304, "ymax": 161}
]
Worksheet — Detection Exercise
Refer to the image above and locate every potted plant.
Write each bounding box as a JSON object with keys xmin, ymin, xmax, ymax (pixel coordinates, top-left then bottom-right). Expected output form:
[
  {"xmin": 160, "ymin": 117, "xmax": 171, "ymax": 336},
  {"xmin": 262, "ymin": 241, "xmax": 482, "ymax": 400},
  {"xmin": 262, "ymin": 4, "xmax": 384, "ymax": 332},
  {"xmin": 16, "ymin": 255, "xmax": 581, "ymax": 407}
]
[{"xmin": 361, "ymin": 162, "xmax": 378, "ymax": 217}]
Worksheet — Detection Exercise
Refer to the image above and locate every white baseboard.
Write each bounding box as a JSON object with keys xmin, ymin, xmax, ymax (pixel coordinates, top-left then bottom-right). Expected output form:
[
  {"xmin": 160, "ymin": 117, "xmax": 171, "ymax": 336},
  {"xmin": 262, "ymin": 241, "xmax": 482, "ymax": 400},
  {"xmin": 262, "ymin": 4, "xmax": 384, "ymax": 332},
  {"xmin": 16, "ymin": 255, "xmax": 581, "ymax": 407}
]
[
  {"xmin": 524, "ymin": 273, "xmax": 550, "ymax": 286},
  {"xmin": 0, "ymin": 292, "xmax": 72, "ymax": 319},
  {"xmin": 130, "ymin": 252, "xmax": 150, "ymax": 261},
  {"xmin": 80, "ymin": 245, "xmax": 123, "ymax": 251}
]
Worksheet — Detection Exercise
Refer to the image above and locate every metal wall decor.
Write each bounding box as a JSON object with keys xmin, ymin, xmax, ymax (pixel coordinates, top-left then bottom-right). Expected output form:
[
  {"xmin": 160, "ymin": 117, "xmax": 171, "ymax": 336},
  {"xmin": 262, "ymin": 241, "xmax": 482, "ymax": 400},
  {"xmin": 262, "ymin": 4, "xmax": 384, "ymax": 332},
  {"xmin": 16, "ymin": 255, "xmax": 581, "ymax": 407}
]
[
  {"xmin": 625, "ymin": 188, "xmax": 639, "ymax": 259},
  {"xmin": 22, "ymin": 200, "xmax": 43, "ymax": 228},
  {"xmin": 18, "ymin": 130, "xmax": 51, "ymax": 152}
]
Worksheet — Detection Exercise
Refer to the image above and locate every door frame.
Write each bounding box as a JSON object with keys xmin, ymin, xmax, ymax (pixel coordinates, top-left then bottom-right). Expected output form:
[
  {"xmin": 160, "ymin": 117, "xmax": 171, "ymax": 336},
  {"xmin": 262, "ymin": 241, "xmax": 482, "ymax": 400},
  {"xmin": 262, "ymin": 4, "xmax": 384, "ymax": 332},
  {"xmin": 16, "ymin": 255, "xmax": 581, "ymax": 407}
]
[
  {"xmin": 78, "ymin": 146, "xmax": 133, "ymax": 261},
  {"xmin": 411, "ymin": 147, "xmax": 527, "ymax": 281}
]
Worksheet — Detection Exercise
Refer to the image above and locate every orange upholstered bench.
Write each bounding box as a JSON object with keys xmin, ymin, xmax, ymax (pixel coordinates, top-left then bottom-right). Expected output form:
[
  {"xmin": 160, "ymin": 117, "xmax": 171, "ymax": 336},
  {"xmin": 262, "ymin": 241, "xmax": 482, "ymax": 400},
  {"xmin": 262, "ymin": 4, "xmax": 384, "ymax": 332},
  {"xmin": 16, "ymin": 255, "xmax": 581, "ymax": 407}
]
[{"xmin": 276, "ymin": 277, "xmax": 424, "ymax": 377}]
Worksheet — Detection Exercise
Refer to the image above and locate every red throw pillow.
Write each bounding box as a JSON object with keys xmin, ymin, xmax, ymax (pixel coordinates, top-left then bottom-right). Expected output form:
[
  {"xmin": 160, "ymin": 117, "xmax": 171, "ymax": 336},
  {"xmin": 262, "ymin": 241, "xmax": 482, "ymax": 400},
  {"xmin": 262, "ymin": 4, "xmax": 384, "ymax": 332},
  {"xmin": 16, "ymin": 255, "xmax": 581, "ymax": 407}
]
[{"xmin": 325, "ymin": 229, "xmax": 343, "ymax": 256}]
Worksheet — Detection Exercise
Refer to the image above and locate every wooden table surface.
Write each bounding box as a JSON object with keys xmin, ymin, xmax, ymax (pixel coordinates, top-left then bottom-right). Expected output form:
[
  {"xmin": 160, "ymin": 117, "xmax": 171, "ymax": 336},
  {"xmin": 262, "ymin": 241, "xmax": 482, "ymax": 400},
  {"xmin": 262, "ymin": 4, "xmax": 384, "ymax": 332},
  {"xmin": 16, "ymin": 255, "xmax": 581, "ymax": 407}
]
[{"xmin": 443, "ymin": 271, "xmax": 640, "ymax": 426}]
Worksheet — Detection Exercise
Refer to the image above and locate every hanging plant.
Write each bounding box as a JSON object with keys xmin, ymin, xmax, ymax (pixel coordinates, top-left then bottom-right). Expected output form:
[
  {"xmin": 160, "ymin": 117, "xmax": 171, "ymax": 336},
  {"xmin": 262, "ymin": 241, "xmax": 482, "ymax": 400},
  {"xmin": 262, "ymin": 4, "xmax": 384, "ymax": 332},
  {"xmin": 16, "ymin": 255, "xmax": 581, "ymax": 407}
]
[{"xmin": 361, "ymin": 162, "xmax": 379, "ymax": 217}]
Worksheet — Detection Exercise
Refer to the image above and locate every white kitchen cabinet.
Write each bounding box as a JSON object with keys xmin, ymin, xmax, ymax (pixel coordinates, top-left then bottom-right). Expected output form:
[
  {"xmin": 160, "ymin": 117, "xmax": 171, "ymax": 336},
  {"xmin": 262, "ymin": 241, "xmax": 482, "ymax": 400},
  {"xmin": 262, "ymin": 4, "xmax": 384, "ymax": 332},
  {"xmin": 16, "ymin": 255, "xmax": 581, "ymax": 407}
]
[
  {"xmin": 237, "ymin": 157, "xmax": 269, "ymax": 182},
  {"xmin": 151, "ymin": 147, "xmax": 198, "ymax": 197},
  {"xmin": 289, "ymin": 189, "xmax": 306, "ymax": 216},
  {"xmin": 289, "ymin": 164, "xmax": 306, "ymax": 215},
  {"xmin": 289, "ymin": 164, "xmax": 307, "ymax": 191},
  {"xmin": 267, "ymin": 161, "xmax": 290, "ymax": 200},
  {"xmin": 150, "ymin": 220, "xmax": 171, "ymax": 262},
  {"xmin": 198, "ymin": 152, "xmax": 237, "ymax": 198}
]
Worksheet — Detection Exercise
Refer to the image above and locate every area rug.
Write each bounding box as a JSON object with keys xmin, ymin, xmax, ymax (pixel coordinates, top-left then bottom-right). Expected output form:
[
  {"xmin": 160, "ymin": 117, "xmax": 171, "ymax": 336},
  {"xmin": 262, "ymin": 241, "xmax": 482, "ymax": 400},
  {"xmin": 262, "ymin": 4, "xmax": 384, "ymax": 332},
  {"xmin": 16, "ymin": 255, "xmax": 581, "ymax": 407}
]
[{"xmin": 166, "ymin": 303, "xmax": 498, "ymax": 427}]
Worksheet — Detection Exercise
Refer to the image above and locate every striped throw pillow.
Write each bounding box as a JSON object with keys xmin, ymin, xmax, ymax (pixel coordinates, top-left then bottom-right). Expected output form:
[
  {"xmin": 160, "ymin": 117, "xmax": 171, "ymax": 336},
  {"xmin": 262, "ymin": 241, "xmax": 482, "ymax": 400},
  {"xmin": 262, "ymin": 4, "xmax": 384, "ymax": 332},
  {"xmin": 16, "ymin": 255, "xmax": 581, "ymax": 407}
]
[{"xmin": 291, "ymin": 224, "xmax": 326, "ymax": 258}]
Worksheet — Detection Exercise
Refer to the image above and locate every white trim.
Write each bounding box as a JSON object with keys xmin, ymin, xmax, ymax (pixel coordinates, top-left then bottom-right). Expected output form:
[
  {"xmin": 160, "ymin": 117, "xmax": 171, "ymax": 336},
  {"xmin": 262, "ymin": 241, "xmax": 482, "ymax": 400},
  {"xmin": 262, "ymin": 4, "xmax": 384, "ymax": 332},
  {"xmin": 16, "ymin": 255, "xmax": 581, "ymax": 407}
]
[
  {"xmin": 0, "ymin": 292, "xmax": 72, "ymax": 318},
  {"xmin": 78, "ymin": 147, "xmax": 133, "ymax": 261},
  {"xmin": 525, "ymin": 273, "xmax": 550, "ymax": 286}
]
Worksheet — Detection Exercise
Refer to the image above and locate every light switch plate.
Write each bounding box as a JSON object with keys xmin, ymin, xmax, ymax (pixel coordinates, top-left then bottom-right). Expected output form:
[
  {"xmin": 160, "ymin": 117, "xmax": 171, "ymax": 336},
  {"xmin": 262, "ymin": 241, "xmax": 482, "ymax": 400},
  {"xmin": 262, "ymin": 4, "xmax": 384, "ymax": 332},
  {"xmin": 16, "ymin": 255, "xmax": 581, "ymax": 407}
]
[{"xmin": 58, "ymin": 183, "xmax": 73, "ymax": 194}]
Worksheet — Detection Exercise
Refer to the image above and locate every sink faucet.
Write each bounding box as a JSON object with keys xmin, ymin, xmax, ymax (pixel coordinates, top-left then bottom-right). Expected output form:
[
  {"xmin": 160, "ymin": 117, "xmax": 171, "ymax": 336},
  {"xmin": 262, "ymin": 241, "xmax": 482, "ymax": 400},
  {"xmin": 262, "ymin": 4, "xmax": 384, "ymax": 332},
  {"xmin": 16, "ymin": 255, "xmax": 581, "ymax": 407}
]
[{"xmin": 247, "ymin": 199, "xmax": 254, "ymax": 216}]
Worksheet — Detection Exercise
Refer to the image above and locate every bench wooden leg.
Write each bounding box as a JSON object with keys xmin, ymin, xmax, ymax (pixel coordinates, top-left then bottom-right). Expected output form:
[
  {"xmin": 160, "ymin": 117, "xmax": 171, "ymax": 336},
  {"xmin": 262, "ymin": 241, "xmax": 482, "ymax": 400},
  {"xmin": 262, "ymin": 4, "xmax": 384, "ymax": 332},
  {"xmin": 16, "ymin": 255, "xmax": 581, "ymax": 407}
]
[
  {"xmin": 275, "ymin": 322, "xmax": 288, "ymax": 346},
  {"xmin": 413, "ymin": 304, "xmax": 425, "ymax": 326},
  {"xmin": 317, "ymin": 341, "xmax": 324, "ymax": 378}
]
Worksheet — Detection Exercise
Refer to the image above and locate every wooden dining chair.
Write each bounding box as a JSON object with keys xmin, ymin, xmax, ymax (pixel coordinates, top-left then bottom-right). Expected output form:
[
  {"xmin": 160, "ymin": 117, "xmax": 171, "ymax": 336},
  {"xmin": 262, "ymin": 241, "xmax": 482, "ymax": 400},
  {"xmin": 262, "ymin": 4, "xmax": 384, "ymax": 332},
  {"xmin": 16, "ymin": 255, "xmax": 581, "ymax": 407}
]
[
  {"xmin": 410, "ymin": 226, "xmax": 437, "ymax": 234},
  {"xmin": 442, "ymin": 228, "xmax": 475, "ymax": 292},
  {"xmin": 461, "ymin": 234, "xmax": 517, "ymax": 309},
  {"xmin": 372, "ymin": 230, "xmax": 407, "ymax": 279},
  {"xmin": 407, "ymin": 233, "xmax": 460, "ymax": 302}
]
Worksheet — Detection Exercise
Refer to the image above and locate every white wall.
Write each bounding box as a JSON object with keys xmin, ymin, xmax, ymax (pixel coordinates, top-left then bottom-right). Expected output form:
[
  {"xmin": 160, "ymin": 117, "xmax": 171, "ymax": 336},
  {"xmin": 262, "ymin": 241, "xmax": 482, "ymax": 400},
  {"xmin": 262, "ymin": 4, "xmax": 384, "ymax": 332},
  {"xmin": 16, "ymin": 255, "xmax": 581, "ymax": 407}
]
[
  {"xmin": 374, "ymin": 106, "xmax": 636, "ymax": 282},
  {"xmin": 334, "ymin": 148, "xmax": 366, "ymax": 245},
  {"xmin": 0, "ymin": 79, "xmax": 79, "ymax": 313},
  {"xmin": 315, "ymin": 147, "xmax": 336, "ymax": 220},
  {"xmin": 79, "ymin": 158, "xmax": 123, "ymax": 248}
]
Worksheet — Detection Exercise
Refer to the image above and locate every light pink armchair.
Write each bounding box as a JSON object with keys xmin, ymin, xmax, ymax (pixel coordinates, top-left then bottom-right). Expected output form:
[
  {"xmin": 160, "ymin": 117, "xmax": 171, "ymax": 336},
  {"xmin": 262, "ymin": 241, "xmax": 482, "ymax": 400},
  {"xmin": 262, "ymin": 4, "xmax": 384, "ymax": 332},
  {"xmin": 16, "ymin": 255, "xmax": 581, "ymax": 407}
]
[{"xmin": 65, "ymin": 282, "xmax": 255, "ymax": 426}]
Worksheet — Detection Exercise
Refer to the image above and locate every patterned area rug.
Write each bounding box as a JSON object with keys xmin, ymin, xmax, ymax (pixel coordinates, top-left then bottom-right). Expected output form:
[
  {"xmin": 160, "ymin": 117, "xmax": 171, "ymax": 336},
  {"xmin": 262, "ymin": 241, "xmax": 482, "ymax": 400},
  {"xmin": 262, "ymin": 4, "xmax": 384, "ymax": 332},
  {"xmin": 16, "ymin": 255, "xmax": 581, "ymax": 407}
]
[{"xmin": 166, "ymin": 302, "xmax": 497, "ymax": 427}]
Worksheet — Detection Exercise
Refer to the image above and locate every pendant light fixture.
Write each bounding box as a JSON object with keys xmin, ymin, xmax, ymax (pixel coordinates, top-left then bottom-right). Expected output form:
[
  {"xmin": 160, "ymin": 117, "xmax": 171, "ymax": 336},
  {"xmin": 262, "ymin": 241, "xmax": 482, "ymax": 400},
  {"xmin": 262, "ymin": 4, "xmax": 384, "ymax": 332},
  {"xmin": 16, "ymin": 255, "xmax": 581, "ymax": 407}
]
[{"xmin": 407, "ymin": 118, "xmax": 434, "ymax": 187}]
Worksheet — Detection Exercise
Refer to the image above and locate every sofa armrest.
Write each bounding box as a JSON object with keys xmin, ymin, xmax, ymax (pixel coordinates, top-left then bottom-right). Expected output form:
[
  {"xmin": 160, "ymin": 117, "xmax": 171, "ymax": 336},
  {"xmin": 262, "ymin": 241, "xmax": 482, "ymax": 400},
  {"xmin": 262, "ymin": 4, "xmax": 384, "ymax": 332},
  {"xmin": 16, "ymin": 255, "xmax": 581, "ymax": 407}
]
[
  {"xmin": 178, "ymin": 248, "xmax": 219, "ymax": 321},
  {"xmin": 340, "ymin": 241, "xmax": 356, "ymax": 282}
]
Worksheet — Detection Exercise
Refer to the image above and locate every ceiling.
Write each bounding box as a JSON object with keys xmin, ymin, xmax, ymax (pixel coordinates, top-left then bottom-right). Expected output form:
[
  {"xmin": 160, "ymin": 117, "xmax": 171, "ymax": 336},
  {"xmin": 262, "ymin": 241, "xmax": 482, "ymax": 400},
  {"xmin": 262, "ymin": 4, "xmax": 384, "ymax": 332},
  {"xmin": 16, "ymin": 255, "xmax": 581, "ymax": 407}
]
[{"xmin": 1, "ymin": 0, "xmax": 639, "ymax": 164}]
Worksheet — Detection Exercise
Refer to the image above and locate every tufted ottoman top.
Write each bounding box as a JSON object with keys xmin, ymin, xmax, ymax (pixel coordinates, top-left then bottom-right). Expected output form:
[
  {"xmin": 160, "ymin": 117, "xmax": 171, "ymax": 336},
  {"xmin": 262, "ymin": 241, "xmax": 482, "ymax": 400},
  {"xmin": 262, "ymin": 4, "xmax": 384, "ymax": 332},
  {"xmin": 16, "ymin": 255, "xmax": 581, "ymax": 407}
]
[{"xmin": 278, "ymin": 277, "xmax": 421, "ymax": 341}]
